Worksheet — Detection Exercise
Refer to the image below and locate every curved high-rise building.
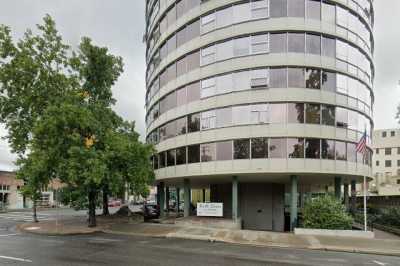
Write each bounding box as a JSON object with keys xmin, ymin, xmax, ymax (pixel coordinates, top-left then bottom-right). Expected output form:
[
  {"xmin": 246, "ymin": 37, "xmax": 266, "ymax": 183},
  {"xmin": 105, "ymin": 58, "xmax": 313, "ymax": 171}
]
[{"xmin": 145, "ymin": 0, "xmax": 374, "ymax": 231}]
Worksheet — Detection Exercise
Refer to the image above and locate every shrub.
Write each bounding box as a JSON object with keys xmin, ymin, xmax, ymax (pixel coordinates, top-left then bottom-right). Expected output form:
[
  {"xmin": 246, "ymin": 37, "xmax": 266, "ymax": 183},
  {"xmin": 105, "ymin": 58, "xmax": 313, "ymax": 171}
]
[
  {"xmin": 377, "ymin": 207, "xmax": 400, "ymax": 228},
  {"xmin": 302, "ymin": 195, "xmax": 353, "ymax": 230}
]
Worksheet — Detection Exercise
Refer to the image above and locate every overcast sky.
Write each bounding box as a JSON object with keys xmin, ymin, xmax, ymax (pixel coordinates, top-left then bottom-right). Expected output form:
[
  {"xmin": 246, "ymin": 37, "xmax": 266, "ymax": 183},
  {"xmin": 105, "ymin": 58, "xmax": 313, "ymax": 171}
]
[{"xmin": 0, "ymin": 0, "xmax": 399, "ymax": 171}]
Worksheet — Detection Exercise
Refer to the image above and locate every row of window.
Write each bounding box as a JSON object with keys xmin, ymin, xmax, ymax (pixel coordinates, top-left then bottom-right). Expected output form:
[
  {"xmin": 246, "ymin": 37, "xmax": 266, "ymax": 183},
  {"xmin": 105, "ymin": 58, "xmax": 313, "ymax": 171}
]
[
  {"xmin": 381, "ymin": 131, "xmax": 396, "ymax": 138},
  {"xmin": 146, "ymin": 102, "xmax": 372, "ymax": 145},
  {"xmin": 147, "ymin": 32, "xmax": 373, "ymax": 107},
  {"xmin": 375, "ymin": 147, "xmax": 400, "ymax": 156},
  {"xmin": 146, "ymin": 66, "xmax": 373, "ymax": 127},
  {"xmin": 151, "ymin": 137, "xmax": 372, "ymax": 170},
  {"xmin": 146, "ymin": 0, "xmax": 373, "ymax": 72},
  {"xmin": 376, "ymin": 160, "xmax": 400, "ymax": 168}
]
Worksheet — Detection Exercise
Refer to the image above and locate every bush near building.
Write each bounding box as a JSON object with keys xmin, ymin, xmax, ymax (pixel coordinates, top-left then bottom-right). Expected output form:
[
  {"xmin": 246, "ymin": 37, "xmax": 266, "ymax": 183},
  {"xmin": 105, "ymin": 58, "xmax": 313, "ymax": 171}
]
[{"xmin": 302, "ymin": 196, "xmax": 353, "ymax": 230}]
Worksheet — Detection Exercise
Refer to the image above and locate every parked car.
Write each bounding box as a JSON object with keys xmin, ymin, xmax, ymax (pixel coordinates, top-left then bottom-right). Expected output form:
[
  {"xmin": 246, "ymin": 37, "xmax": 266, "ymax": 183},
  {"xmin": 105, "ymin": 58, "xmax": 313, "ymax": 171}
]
[
  {"xmin": 108, "ymin": 199, "xmax": 122, "ymax": 207},
  {"xmin": 142, "ymin": 203, "xmax": 160, "ymax": 221}
]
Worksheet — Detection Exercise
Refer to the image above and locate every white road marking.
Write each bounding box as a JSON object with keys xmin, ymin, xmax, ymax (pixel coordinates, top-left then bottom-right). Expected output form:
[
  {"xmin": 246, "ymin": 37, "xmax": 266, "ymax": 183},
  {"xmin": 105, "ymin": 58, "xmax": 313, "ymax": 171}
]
[
  {"xmin": 373, "ymin": 260, "xmax": 388, "ymax": 266},
  {"xmin": 0, "ymin": 255, "xmax": 32, "ymax": 263},
  {"xmin": 0, "ymin": 234, "xmax": 18, "ymax": 237}
]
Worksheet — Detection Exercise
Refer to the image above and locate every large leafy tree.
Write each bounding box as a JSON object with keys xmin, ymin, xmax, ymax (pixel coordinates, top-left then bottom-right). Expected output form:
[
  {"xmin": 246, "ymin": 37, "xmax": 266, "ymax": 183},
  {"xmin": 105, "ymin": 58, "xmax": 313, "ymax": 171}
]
[{"xmin": 0, "ymin": 15, "xmax": 77, "ymax": 220}]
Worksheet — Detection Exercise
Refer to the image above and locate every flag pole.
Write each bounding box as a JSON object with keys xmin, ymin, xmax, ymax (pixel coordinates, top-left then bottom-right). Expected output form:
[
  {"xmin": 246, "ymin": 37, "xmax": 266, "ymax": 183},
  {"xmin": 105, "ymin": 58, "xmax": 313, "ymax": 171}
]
[{"xmin": 363, "ymin": 128, "xmax": 367, "ymax": 231}]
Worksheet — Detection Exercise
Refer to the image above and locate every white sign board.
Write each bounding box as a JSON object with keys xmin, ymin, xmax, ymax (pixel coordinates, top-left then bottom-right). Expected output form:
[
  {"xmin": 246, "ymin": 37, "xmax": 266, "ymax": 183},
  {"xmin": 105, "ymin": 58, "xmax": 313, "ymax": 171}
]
[{"xmin": 196, "ymin": 202, "xmax": 223, "ymax": 217}]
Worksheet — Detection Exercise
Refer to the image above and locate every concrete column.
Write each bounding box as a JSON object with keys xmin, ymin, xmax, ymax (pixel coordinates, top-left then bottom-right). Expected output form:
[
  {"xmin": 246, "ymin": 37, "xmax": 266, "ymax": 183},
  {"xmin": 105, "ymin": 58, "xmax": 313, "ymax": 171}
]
[
  {"xmin": 165, "ymin": 186, "xmax": 170, "ymax": 213},
  {"xmin": 344, "ymin": 183, "xmax": 349, "ymax": 211},
  {"xmin": 351, "ymin": 180, "xmax": 357, "ymax": 215},
  {"xmin": 232, "ymin": 176, "xmax": 239, "ymax": 221},
  {"xmin": 158, "ymin": 182, "xmax": 165, "ymax": 218},
  {"xmin": 334, "ymin": 177, "xmax": 342, "ymax": 200},
  {"xmin": 184, "ymin": 179, "xmax": 190, "ymax": 217},
  {"xmin": 176, "ymin": 187, "xmax": 180, "ymax": 214},
  {"xmin": 202, "ymin": 189, "xmax": 206, "ymax": 203},
  {"xmin": 290, "ymin": 175, "xmax": 298, "ymax": 231}
]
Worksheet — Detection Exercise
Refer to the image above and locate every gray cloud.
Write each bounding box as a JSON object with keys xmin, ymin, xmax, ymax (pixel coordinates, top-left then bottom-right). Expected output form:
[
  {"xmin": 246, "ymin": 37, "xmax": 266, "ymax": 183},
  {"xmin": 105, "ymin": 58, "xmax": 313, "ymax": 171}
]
[{"xmin": 0, "ymin": 1, "xmax": 398, "ymax": 170}]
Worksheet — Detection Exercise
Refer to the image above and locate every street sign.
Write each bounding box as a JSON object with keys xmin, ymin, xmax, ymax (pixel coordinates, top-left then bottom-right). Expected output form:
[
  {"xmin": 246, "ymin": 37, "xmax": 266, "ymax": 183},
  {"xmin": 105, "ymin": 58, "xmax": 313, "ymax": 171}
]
[{"xmin": 196, "ymin": 202, "xmax": 223, "ymax": 217}]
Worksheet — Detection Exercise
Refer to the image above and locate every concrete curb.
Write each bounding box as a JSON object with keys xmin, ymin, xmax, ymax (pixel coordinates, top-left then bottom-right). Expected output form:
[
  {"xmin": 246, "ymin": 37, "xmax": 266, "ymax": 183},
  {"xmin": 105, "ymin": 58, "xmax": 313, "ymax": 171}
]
[{"xmin": 17, "ymin": 223, "xmax": 104, "ymax": 236}]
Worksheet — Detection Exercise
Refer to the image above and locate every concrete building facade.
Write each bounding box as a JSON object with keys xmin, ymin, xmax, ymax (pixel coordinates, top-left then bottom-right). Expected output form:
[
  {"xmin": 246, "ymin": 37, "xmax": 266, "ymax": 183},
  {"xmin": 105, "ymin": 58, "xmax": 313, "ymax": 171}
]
[{"xmin": 145, "ymin": 0, "xmax": 374, "ymax": 231}]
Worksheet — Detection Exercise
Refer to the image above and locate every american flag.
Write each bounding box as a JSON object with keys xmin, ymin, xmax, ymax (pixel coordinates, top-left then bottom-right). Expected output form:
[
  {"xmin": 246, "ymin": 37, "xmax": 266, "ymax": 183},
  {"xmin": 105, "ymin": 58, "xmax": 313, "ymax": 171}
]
[{"xmin": 356, "ymin": 130, "xmax": 367, "ymax": 157}]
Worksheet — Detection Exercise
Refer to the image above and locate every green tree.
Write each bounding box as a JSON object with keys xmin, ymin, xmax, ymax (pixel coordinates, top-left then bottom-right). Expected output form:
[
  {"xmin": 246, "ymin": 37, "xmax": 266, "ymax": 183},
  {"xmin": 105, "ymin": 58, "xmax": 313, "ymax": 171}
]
[
  {"xmin": 302, "ymin": 195, "xmax": 353, "ymax": 230},
  {"xmin": 0, "ymin": 15, "xmax": 76, "ymax": 220}
]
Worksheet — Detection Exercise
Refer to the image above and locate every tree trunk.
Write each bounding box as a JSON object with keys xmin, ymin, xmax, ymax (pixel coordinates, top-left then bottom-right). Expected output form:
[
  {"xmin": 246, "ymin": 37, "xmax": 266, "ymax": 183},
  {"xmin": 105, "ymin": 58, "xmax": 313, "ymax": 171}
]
[
  {"xmin": 102, "ymin": 187, "xmax": 109, "ymax": 216},
  {"xmin": 88, "ymin": 188, "xmax": 97, "ymax": 227},
  {"xmin": 32, "ymin": 199, "xmax": 38, "ymax": 223}
]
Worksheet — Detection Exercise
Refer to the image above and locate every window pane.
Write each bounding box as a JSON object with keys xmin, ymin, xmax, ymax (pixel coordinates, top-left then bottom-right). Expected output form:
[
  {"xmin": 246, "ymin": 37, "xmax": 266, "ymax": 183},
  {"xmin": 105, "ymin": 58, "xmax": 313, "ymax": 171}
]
[
  {"xmin": 186, "ymin": 20, "xmax": 200, "ymax": 41},
  {"xmin": 251, "ymin": 138, "xmax": 268, "ymax": 159},
  {"xmin": 177, "ymin": 57, "xmax": 187, "ymax": 77},
  {"xmin": 321, "ymin": 139, "xmax": 335, "ymax": 159},
  {"xmin": 167, "ymin": 6, "xmax": 176, "ymax": 26},
  {"xmin": 270, "ymin": 68, "xmax": 287, "ymax": 88},
  {"xmin": 159, "ymin": 152, "xmax": 166, "ymax": 168},
  {"xmin": 251, "ymin": 34, "xmax": 269, "ymax": 54},
  {"xmin": 217, "ymin": 40, "xmax": 234, "ymax": 61},
  {"xmin": 177, "ymin": 87, "xmax": 186, "ymax": 106},
  {"xmin": 167, "ymin": 35, "xmax": 176, "ymax": 54},
  {"xmin": 201, "ymin": 143, "xmax": 216, "ymax": 162},
  {"xmin": 335, "ymin": 141, "xmax": 347, "ymax": 160},
  {"xmin": 288, "ymin": 138, "xmax": 304, "ymax": 158},
  {"xmin": 270, "ymin": 0, "xmax": 287, "ymax": 17},
  {"xmin": 216, "ymin": 107, "xmax": 232, "ymax": 128},
  {"xmin": 305, "ymin": 139, "xmax": 320, "ymax": 158},
  {"xmin": 188, "ymin": 144, "xmax": 200, "ymax": 163},
  {"xmin": 233, "ymin": 71, "xmax": 251, "ymax": 91},
  {"xmin": 288, "ymin": 103, "xmax": 304, "ymax": 123},
  {"xmin": 201, "ymin": 110, "xmax": 216, "ymax": 130},
  {"xmin": 288, "ymin": 33, "xmax": 305, "ymax": 53},
  {"xmin": 201, "ymin": 12, "xmax": 216, "ymax": 34},
  {"xmin": 306, "ymin": 34, "xmax": 321, "ymax": 55},
  {"xmin": 167, "ymin": 149, "xmax": 176, "ymax": 167},
  {"xmin": 187, "ymin": 82, "xmax": 200, "ymax": 102},
  {"xmin": 232, "ymin": 105, "xmax": 251, "ymax": 125},
  {"xmin": 216, "ymin": 141, "xmax": 232, "ymax": 161},
  {"xmin": 269, "ymin": 138, "xmax": 287, "ymax": 158},
  {"xmin": 347, "ymin": 143, "xmax": 356, "ymax": 162},
  {"xmin": 217, "ymin": 74, "xmax": 233, "ymax": 94},
  {"xmin": 176, "ymin": 147, "xmax": 187, "ymax": 165},
  {"xmin": 270, "ymin": 104, "xmax": 287, "ymax": 123},
  {"xmin": 307, "ymin": 0, "xmax": 321, "ymax": 20},
  {"xmin": 251, "ymin": 104, "xmax": 269, "ymax": 124},
  {"xmin": 322, "ymin": 37, "xmax": 335, "ymax": 57},
  {"xmin": 251, "ymin": 69, "xmax": 269, "ymax": 89},
  {"xmin": 251, "ymin": 0, "xmax": 269, "ymax": 19},
  {"xmin": 321, "ymin": 71, "xmax": 336, "ymax": 91},
  {"xmin": 270, "ymin": 33, "xmax": 287, "ymax": 53},
  {"xmin": 234, "ymin": 37, "xmax": 250, "ymax": 57},
  {"xmin": 305, "ymin": 68, "xmax": 321, "ymax": 89},
  {"xmin": 336, "ymin": 107, "xmax": 348, "ymax": 128},
  {"xmin": 176, "ymin": 117, "xmax": 187, "ymax": 136},
  {"xmin": 321, "ymin": 105, "xmax": 335, "ymax": 126},
  {"xmin": 288, "ymin": 0, "xmax": 305, "ymax": 17},
  {"xmin": 234, "ymin": 139, "xmax": 250, "ymax": 159},
  {"xmin": 201, "ymin": 45, "xmax": 216, "ymax": 65},
  {"xmin": 288, "ymin": 68, "xmax": 305, "ymax": 88},
  {"xmin": 187, "ymin": 113, "xmax": 200, "ymax": 132},
  {"xmin": 233, "ymin": 3, "xmax": 252, "ymax": 23},
  {"xmin": 322, "ymin": 1, "xmax": 336, "ymax": 24},
  {"xmin": 216, "ymin": 7, "xmax": 233, "ymax": 28},
  {"xmin": 201, "ymin": 77, "xmax": 216, "ymax": 98},
  {"xmin": 177, "ymin": 27, "xmax": 186, "ymax": 47},
  {"xmin": 165, "ymin": 120, "xmax": 177, "ymax": 139},
  {"xmin": 306, "ymin": 103, "xmax": 321, "ymax": 124},
  {"xmin": 186, "ymin": 50, "xmax": 200, "ymax": 72}
]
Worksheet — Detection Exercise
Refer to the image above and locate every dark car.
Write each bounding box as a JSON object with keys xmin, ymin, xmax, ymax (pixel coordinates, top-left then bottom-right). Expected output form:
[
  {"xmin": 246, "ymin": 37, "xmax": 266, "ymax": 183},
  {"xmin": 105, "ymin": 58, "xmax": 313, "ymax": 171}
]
[{"xmin": 142, "ymin": 203, "xmax": 160, "ymax": 221}]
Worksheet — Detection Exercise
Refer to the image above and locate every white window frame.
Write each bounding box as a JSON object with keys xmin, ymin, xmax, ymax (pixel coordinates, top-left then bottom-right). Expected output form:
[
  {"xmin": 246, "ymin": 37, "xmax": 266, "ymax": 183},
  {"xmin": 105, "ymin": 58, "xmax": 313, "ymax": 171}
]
[
  {"xmin": 251, "ymin": 0, "xmax": 269, "ymax": 19},
  {"xmin": 250, "ymin": 34, "xmax": 269, "ymax": 54}
]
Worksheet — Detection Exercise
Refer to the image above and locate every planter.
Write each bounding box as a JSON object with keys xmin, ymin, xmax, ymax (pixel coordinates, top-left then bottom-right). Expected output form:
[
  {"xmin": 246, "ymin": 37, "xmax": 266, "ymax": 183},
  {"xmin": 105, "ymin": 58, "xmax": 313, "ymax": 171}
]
[{"xmin": 294, "ymin": 228, "xmax": 375, "ymax": 239}]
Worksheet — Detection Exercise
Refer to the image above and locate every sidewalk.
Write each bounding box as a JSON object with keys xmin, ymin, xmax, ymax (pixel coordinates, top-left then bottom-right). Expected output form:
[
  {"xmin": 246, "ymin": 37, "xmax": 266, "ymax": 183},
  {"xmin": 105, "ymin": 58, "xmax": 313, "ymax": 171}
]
[{"xmin": 19, "ymin": 216, "xmax": 400, "ymax": 256}]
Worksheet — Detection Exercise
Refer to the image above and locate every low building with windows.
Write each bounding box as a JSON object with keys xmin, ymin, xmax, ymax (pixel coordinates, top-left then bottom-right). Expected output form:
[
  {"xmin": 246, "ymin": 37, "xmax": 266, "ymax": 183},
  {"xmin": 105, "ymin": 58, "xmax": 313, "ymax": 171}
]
[
  {"xmin": 368, "ymin": 129, "xmax": 400, "ymax": 202},
  {"xmin": 145, "ymin": 0, "xmax": 374, "ymax": 231}
]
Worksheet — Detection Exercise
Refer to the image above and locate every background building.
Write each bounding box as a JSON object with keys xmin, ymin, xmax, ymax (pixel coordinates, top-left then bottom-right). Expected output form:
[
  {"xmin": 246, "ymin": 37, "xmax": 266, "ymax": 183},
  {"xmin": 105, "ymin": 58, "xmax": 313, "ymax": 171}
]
[{"xmin": 145, "ymin": 0, "xmax": 374, "ymax": 231}]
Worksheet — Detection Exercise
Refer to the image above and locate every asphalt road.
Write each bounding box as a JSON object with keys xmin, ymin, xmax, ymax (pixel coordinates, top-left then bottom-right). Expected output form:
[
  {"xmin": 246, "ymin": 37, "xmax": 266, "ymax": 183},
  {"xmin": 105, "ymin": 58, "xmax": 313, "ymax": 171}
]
[{"xmin": 0, "ymin": 209, "xmax": 400, "ymax": 266}]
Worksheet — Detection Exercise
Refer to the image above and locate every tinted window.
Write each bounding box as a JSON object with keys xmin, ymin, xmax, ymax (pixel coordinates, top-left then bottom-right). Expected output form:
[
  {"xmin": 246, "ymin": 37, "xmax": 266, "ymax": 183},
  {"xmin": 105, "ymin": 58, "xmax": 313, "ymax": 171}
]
[
  {"xmin": 159, "ymin": 152, "xmax": 166, "ymax": 168},
  {"xmin": 187, "ymin": 50, "xmax": 200, "ymax": 71},
  {"xmin": 176, "ymin": 117, "xmax": 187, "ymax": 136},
  {"xmin": 347, "ymin": 143, "xmax": 356, "ymax": 162},
  {"xmin": 251, "ymin": 138, "xmax": 268, "ymax": 159},
  {"xmin": 176, "ymin": 87, "xmax": 186, "ymax": 106},
  {"xmin": 187, "ymin": 82, "xmax": 200, "ymax": 102},
  {"xmin": 188, "ymin": 113, "xmax": 200, "ymax": 132},
  {"xmin": 176, "ymin": 147, "xmax": 187, "ymax": 165},
  {"xmin": 270, "ymin": 0, "xmax": 287, "ymax": 17},
  {"xmin": 288, "ymin": 138, "xmax": 304, "ymax": 158},
  {"xmin": 216, "ymin": 107, "xmax": 232, "ymax": 128},
  {"xmin": 167, "ymin": 149, "xmax": 176, "ymax": 167},
  {"xmin": 306, "ymin": 104, "xmax": 321, "ymax": 124},
  {"xmin": 288, "ymin": 103, "xmax": 304, "ymax": 123},
  {"xmin": 322, "ymin": 37, "xmax": 335, "ymax": 57},
  {"xmin": 201, "ymin": 143, "xmax": 216, "ymax": 162},
  {"xmin": 269, "ymin": 138, "xmax": 287, "ymax": 158},
  {"xmin": 288, "ymin": 33, "xmax": 305, "ymax": 53},
  {"xmin": 270, "ymin": 68, "xmax": 287, "ymax": 88},
  {"xmin": 305, "ymin": 139, "xmax": 320, "ymax": 158},
  {"xmin": 321, "ymin": 71, "xmax": 336, "ymax": 91},
  {"xmin": 288, "ymin": 68, "xmax": 305, "ymax": 88},
  {"xmin": 321, "ymin": 139, "xmax": 335, "ymax": 159},
  {"xmin": 288, "ymin": 0, "xmax": 305, "ymax": 17},
  {"xmin": 270, "ymin": 104, "xmax": 287, "ymax": 124},
  {"xmin": 322, "ymin": 1, "xmax": 336, "ymax": 24},
  {"xmin": 307, "ymin": 0, "xmax": 321, "ymax": 20},
  {"xmin": 216, "ymin": 141, "xmax": 232, "ymax": 161},
  {"xmin": 188, "ymin": 144, "xmax": 200, "ymax": 163},
  {"xmin": 336, "ymin": 107, "xmax": 348, "ymax": 128},
  {"xmin": 335, "ymin": 141, "xmax": 347, "ymax": 160},
  {"xmin": 234, "ymin": 139, "xmax": 250, "ymax": 159},
  {"xmin": 306, "ymin": 34, "xmax": 321, "ymax": 55},
  {"xmin": 321, "ymin": 105, "xmax": 335, "ymax": 126},
  {"xmin": 305, "ymin": 68, "xmax": 321, "ymax": 89},
  {"xmin": 270, "ymin": 33, "xmax": 287, "ymax": 53}
]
